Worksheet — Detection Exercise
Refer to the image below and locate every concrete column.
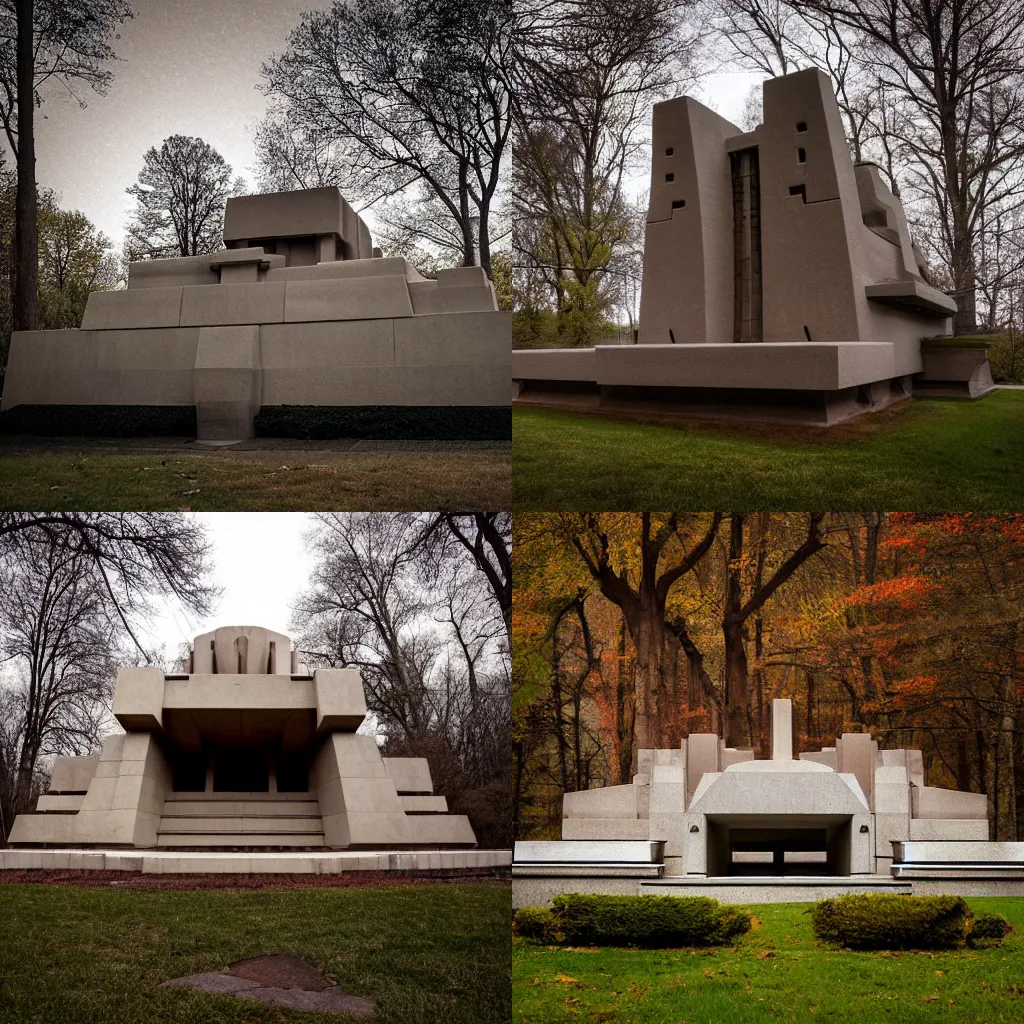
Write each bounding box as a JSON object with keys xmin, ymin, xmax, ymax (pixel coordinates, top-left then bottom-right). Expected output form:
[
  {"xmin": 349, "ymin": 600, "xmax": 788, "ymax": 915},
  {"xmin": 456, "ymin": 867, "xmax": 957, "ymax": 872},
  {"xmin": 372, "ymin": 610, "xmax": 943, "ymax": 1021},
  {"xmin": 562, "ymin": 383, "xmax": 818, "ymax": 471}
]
[
  {"xmin": 771, "ymin": 698, "xmax": 793, "ymax": 760},
  {"xmin": 685, "ymin": 735, "xmax": 720, "ymax": 806}
]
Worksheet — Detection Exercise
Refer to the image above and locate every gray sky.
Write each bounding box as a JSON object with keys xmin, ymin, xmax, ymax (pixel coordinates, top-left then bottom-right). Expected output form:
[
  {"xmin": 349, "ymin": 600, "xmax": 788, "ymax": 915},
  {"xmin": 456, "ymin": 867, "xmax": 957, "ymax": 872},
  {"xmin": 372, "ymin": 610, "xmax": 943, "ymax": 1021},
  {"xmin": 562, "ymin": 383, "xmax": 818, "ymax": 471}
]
[
  {"xmin": 33, "ymin": 0, "xmax": 760, "ymax": 251},
  {"xmin": 143, "ymin": 513, "xmax": 316, "ymax": 659},
  {"xmin": 35, "ymin": 0, "xmax": 330, "ymax": 247}
]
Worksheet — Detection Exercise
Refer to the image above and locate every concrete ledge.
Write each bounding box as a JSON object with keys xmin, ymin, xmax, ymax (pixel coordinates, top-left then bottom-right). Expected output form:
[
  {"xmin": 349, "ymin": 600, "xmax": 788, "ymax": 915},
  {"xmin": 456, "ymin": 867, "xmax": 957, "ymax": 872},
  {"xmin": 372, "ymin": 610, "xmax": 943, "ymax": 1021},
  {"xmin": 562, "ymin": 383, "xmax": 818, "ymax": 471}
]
[
  {"xmin": 82, "ymin": 287, "xmax": 184, "ymax": 330},
  {"xmin": 513, "ymin": 342, "xmax": 896, "ymax": 391},
  {"xmin": 641, "ymin": 875, "xmax": 912, "ymax": 902},
  {"xmin": 0, "ymin": 848, "xmax": 512, "ymax": 874}
]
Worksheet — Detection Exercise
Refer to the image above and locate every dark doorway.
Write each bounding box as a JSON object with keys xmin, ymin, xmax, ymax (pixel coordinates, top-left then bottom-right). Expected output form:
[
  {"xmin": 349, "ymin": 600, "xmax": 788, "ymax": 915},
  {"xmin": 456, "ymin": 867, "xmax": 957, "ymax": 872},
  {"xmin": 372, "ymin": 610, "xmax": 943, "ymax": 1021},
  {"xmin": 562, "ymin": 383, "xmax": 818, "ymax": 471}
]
[
  {"xmin": 730, "ymin": 147, "xmax": 763, "ymax": 343},
  {"xmin": 213, "ymin": 748, "xmax": 269, "ymax": 792}
]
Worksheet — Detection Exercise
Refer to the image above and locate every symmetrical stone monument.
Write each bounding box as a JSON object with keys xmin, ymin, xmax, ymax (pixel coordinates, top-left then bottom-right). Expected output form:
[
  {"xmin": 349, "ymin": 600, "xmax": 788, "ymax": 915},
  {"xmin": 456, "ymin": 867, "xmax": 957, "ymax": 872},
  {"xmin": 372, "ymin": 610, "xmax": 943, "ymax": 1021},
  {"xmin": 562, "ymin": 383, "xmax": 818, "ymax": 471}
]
[
  {"xmin": 6, "ymin": 625, "xmax": 478, "ymax": 856},
  {"xmin": 513, "ymin": 699, "xmax": 1005, "ymax": 905},
  {"xmin": 513, "ymin": 68, "xmax": 994, "ymax": 424},
  {"xmin": 1, "ymin": 187, "xmax": 510, "ymax": 441}
]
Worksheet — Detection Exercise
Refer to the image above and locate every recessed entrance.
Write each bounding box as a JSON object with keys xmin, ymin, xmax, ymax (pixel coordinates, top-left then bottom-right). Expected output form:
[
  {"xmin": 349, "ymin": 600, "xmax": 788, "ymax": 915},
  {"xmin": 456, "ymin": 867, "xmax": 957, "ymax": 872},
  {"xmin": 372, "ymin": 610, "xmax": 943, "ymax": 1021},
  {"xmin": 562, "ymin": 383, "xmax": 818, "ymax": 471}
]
[{"xmin": 706, "ymin": 816, "xmax": 853, "ymax": 876}]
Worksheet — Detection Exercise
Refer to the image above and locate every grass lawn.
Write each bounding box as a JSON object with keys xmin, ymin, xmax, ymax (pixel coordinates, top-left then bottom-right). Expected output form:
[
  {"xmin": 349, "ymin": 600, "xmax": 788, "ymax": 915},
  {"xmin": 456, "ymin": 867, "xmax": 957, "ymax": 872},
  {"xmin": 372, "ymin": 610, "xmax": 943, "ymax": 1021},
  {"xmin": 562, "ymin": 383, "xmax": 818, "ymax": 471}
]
[
  {"xmin": 0, "ymin": 880, "xmax": 510, "ymax": 1024},
  {"xmin": 513, "ymin": 897, "xmax": 1024, "ymax": 1024},
  {"xmin": 0, "ymin": 448, "xmax": 510, "ymax": 510},
  {"xmin": 512, "ymin": 391, "xmax": 1024, "ymax": 509}
]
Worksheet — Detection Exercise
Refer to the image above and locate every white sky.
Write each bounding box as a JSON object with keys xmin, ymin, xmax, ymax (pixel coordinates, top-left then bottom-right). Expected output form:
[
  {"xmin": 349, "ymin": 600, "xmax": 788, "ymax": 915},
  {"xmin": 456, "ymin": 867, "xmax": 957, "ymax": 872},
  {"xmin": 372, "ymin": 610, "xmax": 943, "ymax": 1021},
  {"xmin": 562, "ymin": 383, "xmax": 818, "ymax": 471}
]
[
  {"xmin": 33, "ymin": 0, "xmax": 332, "ymax": 248},
  {"xmin": 142, "ymin": 512, "xmax": 316, "ymax": 661},
  {"xmin": 30, "ymin": 0, "xmax": 762, "ymax": 251}
]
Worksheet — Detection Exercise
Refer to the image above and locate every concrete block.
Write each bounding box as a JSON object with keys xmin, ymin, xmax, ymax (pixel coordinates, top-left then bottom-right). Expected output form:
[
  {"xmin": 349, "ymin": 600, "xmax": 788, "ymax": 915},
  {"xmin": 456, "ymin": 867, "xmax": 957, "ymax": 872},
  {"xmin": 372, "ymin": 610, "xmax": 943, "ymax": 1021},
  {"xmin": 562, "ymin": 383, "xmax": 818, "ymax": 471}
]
[
  {"xmin": 771, "ymin": 699, "xmax": 793, "ymax": 760},
  {"xmin": 393, "ymin": 310, "xmax": 510, "ymax": 367},
  {"xmin": 909, "ymin": 818, "xmax": 989, "ymax": 841},
  {"xmin": 686, "ymin": 734, "xmax": 720, "ymax": 805},
  {"xmin": 563, "ymin": 784, "xmax": 637, "ymax": 819},
  {"xmin": 35, "ymin": 794, "xmax": 84, "ymax": 812},
  {"xmin": 838, "ymin": 733, "xmax": 876, "ymax": 810},
  {"xmin": 180, "ymin": 282, "xmax": 285, "ymax": 327},
  {"xmin": 649, "ymin": 765, "xmax": 686, "ymax": 814},
  {"xmin": 649, "ymin": 812, "xmax": 686, "ymax": 860},
  {"xmin": 561, "ymin": 818, "xmax": 650, "ymax": 841},
  {"xmin": 193, "ymin": 325, "xmax": 261, "ymax": 441},
  {"xmin": 875, "ymin": 811, "xmax": 910, "ymax": 856},
  {"xmin": 49, "ymin": 755, "xmax": 99, "ymax": 793},
  {"xmin": 383, "ymin": 757, "xmax": 433, "ymax": 794},
  {"xmin": 400, "ymin": 795, "xmax": 447, "ymax": 813},
  {"xmin": 128, "ymin": 254, "xmax": 219, "ymax": 289},
  {"xmin": 81, "ymin": 287, "xmax": 183, "ymax": 330},
  {"xmin": 285, "ymin": 276, "xmax": 413, "ymax": 321},
  {"xmin": 313, "ymin": 668, "xmax": 367, "ymax": 731},
  {"xmin": 80, "ymin": 776, "xmax": 118, "ymax": 811},
  {"xmin": 7, "ymin": 813, "xmax": 75, "ymax": 845},
  {"xmin": 112, "ymin": 668, "xmax": 165, "ymax": 730},
  {"xmin": 913, "ymin": 786, "xmax": 988, "ymax": 820},
  {"xmin": 800, "ymin": 750, "xmax": 838, "ymax": 769}
]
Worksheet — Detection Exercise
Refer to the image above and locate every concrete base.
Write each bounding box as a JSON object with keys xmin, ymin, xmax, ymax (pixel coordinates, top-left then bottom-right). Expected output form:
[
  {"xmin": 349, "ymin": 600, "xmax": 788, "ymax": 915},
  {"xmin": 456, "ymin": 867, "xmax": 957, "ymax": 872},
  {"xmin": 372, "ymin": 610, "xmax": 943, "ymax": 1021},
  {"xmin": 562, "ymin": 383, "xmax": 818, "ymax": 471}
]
[
  {"xmin": 640, "ymin": 875, "xmax": 911, "ymax": 903},
  {"xmin": 514, "ymin": 378, "xmax": 914, "ymax": 426},
  {"xmin": 0, "ymin": 847, "xmax": 511, "ymax": 875}
]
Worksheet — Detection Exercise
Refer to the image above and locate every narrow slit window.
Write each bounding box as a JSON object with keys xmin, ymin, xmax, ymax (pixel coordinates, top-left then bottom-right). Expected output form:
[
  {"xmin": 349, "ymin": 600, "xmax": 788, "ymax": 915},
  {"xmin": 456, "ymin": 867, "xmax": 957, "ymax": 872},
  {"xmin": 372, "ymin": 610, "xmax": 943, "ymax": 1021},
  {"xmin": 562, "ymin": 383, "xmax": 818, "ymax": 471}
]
[
  {"xmin": 671, "ymin": 199, "xmax": 685, "ymax": 209},
  {"xmin": 796, "ymin": 121, "xmax": 808, "ymax": 132},
  {"xmin": 789, "ymin": 184, "xmax": 807, "ymax": 202},
  {"xmin": 665, "ymin": 147, "xmax": 674, "ymax": 156},
  {"xmin": 665, "ymin": 172, "xmax": 674, "ymax": 182},
  {"xmin": 798, "ymin": 148, "xmax": 806, "ymax": 163}
]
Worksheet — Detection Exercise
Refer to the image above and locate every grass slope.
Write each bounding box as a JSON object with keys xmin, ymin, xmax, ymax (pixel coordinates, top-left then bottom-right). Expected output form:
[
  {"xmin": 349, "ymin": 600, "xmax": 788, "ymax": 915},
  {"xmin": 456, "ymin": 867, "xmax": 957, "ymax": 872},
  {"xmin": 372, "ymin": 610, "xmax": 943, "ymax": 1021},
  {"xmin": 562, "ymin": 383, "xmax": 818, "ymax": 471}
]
[
  {"xmin": 512, "ymin": 391, "xmax": 1024, "ymax": 509},
  {"xmin": 0, "ymin": 449, "xmax": 510, "ymax": 511},
  {"xmin": 513, "ymin": 897, "xmax": 1024, "ymax": 1024},
  {"xmin": 0, "ymin": 881, "xmax": 511, "ymax": 1024}
]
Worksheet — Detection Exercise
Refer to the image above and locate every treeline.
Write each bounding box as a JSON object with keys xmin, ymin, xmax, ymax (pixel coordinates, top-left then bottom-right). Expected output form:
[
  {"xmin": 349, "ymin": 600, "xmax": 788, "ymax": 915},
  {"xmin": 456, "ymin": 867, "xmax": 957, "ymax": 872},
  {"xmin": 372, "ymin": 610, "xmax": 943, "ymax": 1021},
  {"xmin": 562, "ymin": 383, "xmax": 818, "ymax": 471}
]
[
  {"xmin": 292, "ymin": 513, "xmax": 513, "ymax": 850},
  {"xmin": 512, "ymin": 0, "xmax": 1024, "ymax": 369},
  {"xmin": 514, "ymin": 513, "xmax": 1024, "ymax": 842}
]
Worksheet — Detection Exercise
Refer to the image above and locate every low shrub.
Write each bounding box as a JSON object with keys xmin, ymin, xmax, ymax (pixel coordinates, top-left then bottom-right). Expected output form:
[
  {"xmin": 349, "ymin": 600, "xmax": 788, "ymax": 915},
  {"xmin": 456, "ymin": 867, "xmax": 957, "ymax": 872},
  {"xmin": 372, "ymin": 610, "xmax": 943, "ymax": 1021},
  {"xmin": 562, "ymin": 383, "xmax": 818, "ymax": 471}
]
[
  {"xmin": 811, "ymin": 894, "xmax": 972, "ymax": 950},
  {"xmin": 550, "ymin": 894, "xmax": 751, "ymax": 948},
  {"xmin": 254, "ymin": 405, "xmax": 512, "ymax": 440},
  {"xmin": 513, "ymin": 906, "xmax": 559, "ymax": 944},
  {"xmin": 0, "ymin": 403, "xmax": 197, "ymax": 437},
  {"xmin": 970, "ymin": 912, "xmax": 1013, "ymax": 943}
]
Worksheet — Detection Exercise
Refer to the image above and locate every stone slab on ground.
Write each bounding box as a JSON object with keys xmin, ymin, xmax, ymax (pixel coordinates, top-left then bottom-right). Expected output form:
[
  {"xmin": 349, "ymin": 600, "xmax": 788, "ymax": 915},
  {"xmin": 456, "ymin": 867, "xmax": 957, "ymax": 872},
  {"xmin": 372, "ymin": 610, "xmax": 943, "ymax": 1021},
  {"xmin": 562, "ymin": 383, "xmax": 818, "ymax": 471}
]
[{"xmin": 158, "ymin": 954, "xmax": 376, "ymax": 1018}]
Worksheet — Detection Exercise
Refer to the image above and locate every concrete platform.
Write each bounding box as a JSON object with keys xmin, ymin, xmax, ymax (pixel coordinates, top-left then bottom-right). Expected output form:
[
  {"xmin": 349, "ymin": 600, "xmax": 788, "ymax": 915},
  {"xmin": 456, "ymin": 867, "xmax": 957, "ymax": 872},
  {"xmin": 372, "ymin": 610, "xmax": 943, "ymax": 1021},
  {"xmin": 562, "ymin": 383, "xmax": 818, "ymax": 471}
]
[
  {"xmin": 640, "ymin": 875, "xmax": 912, "ymax": 903},
  {"xmin": 0, "ymin": 848, "xmax": 512, "ymax": 875}
]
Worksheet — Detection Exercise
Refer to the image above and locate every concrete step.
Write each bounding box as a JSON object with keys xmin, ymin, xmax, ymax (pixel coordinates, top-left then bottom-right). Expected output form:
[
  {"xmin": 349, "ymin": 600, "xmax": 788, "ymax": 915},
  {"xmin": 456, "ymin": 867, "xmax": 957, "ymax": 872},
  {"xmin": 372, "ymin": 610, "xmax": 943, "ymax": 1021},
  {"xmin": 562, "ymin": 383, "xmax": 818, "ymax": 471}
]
[
  {"xmin": 163, "ymin": 792, "xmax": 316, "ymax": 803},
  {"xmin": 161, "ymin": 801, "xmax": 321, "ymax": 817},
  {"xmin": 158, "ymin": 817, "xmax": 324, "ymax": 834},
  {"xmin": 156, "ymin": 833, "xmax": 327, "ymax": 848}
]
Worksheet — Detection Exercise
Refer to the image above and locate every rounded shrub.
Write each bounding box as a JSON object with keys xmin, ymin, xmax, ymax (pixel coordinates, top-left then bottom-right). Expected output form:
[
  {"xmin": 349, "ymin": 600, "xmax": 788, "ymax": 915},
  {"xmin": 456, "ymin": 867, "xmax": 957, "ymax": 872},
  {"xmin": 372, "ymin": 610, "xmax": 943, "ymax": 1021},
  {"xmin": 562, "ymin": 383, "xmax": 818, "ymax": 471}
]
[
  {"xmin": 970, "ymin": 912, "xmax": 1012, "ymax": 943},
  {"xmin": 513, "ymin": 906, "xmax": 559, "ymax": 944},
  {"xmin": 551, "ymin": 894, "xmax": 751, "ymax": 948},
  {"xmin": 811, "ymin": 894, "xmax": 972, "ymax": 950}
]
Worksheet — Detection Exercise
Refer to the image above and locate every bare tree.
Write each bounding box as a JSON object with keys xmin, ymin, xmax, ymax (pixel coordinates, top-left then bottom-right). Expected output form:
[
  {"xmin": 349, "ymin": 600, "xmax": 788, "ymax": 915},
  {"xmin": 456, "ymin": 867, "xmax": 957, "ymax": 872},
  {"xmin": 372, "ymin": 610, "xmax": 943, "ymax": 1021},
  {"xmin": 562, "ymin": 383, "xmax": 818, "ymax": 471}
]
[
  {"xmin": 0, "ymin": 0, "xmax": 133, "ymax": 330},
  {"xmin": 124, "ymin": 135, "xmax": 242, "ymax": 260},
  {"xmin": 787, "ymin": 0, "xmax": 1024, "ymax": 334},
  {"xmin": 259, "ymin": 0, "xmax": 511, "ymax": 275},
  {"xmin": 294, "ymin": 512, "xmax": 511, "ymax": 847},
  {"xmin": 0, "ymin": 542, "xmax": 121, "ymax": 836},
  {"xmin": 513, "ymin": 0, "xmax": 703, "ymax": 344},
  {"xmin": 0, "ymin": 513, "xmax": 218, "ymax": 656}
]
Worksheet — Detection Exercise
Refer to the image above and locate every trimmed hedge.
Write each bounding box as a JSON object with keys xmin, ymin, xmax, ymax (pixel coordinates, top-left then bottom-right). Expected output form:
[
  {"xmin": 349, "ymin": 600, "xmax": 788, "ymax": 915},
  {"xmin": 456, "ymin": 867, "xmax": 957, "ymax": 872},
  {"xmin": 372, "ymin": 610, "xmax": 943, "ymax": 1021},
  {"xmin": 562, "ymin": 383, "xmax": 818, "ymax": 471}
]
[
  {"xmin": 811, "ymin": 894, "xmax": 973, "ymax": 950},
  {"xmin": 545, "ymin": 894, "xmax": 751, "ymax": 948},
  {"xmin": 254, "ymin": 405, "xmax": 512, "ymax": 440},
  {"xmin": 513, "ymin": 906, "xmax": 559, "ymax": 944},
  {"xmin": 0, "ymin": 404, "xmax": 197, "ymax": 437},
  {"xmin": 970, "ymin": 912, "xmax": 1013, "ymax": 942}
]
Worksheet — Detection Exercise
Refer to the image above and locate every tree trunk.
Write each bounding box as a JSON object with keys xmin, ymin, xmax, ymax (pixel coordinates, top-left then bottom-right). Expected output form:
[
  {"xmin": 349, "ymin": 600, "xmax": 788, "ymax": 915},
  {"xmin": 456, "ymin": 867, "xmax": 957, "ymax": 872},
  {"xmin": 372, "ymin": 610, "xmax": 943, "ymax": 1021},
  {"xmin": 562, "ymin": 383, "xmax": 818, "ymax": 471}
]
[
  {"xmin": 723, "ymin": 616, "xmax": 751, "ymax": 747},
  {"xmin": 13, "ymin": 0, "xmax": 38, "ymax": 332}
]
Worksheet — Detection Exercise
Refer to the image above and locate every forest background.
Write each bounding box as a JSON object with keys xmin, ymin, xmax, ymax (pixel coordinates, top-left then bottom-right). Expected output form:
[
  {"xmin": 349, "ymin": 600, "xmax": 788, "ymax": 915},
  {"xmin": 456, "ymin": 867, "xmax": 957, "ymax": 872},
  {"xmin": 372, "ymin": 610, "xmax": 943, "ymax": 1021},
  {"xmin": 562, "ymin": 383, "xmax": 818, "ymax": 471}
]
[{"xmin": 513, "ymin": 513, "xmax": 1024, "ymax": 843}]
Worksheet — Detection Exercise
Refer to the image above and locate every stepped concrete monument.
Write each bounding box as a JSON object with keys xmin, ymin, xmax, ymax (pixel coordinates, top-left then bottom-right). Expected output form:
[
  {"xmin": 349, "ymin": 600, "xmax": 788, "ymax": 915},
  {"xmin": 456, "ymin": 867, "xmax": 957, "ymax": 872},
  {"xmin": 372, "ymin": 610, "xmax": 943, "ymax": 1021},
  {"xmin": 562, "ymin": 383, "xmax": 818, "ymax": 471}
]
[
  {"xmin": 1, "ymin": 187, "xmax": 510, "ymax": 441},
  {"xmin": 1, "ymin": 625, "xmax": 510, "ymax": 876},
  {"xmin": 513, "ymin": 68, "xmax": 993, "ymax": 425},
  {"xmin": 512, "ymin": 699, "xmax": 1019, "ymax": 906}
]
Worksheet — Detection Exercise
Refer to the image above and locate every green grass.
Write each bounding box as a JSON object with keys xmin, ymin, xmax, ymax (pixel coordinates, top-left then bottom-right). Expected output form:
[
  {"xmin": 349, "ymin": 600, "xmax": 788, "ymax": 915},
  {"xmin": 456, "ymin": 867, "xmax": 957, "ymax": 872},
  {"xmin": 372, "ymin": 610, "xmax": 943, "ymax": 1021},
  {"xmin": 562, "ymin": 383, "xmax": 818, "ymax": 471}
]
[
  {"xmin": 0, "ymin": 449, "xmax": 511, "ymax": 510},
  {"xmin": 512, "ymin": 391, "xmax": 1024, "ymax": 509},
  {"xmin": 513, "ymin": 897, "xmax": 1024, "ymax": 1023},
  {"xmin": 0, "ymin": 881, "xmax": 511, "ymax": 1024}
]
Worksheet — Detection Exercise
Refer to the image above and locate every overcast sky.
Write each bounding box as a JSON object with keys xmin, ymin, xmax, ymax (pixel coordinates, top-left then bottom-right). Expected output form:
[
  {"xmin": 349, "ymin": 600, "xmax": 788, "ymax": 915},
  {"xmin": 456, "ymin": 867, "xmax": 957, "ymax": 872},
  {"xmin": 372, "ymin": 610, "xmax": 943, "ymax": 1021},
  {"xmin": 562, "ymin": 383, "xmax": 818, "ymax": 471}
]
[
  {"xmin": 143, "ymin": 513, "xmax": 316, "ymax": 660},
  {"xmin": 33, "ymin": 0, "xmax": 331, "ymax": 248},
  {"xmin": 29, "ymin": 0, "xmax": 761, "ymax": 250}
]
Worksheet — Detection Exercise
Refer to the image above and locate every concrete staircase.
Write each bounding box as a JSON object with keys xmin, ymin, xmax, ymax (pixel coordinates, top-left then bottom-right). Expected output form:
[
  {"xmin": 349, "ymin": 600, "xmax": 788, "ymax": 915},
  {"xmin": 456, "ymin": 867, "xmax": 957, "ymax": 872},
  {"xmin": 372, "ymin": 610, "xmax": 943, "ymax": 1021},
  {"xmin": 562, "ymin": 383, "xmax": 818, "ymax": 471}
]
[{"xmin": 157, "ymin": 793, "xmax": 325, "ymax": 848}]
